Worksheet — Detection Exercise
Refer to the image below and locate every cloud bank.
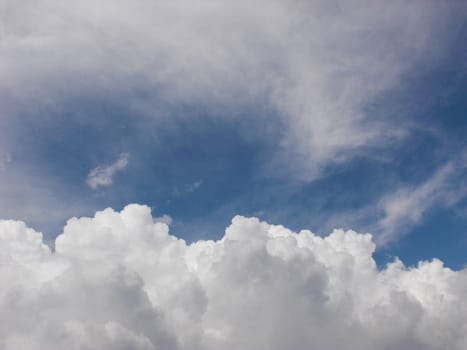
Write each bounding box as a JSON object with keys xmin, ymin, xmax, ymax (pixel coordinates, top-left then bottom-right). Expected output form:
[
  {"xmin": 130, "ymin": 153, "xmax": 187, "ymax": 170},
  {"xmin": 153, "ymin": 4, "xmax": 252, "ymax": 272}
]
[{"xmin": 1, "ymin": 204, "xmax": 466, "ymax": 350}]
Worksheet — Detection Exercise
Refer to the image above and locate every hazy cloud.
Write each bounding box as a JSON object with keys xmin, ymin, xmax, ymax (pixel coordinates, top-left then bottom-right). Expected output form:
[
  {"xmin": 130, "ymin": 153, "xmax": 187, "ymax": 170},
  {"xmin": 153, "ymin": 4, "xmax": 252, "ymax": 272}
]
[
  {"xmin": 315, "ymin": 152, "xmax": 467, "ymax": 246},
  {"xmin": 185, "ymin": 180, "xmax": 203, "ymax": 193},
  {"xmin": 0, "ymin": 152, "xmax": 11, "ymax": 171},
  {"xmin": 377, "ymin": 154, "xmax": 467, "ymax": 245},
  {"xmin": 1, "ymin": 0, "xmax": 464, "ymax": 178}
]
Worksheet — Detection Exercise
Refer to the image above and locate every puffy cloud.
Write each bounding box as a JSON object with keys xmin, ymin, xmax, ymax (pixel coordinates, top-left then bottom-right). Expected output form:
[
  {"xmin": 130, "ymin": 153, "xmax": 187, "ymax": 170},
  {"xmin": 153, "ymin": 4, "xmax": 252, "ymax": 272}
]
[
  {"xmin": 1, "ymin": 204, "xmax": 467, "ymax": 350},
  {"xmin": 1, "ymin": 0, "xmax": 465, "ymax": 178},
  {"xmin": 86, "ymin": 153, "xmax": 129, "ymax": 189},
  {"xmin": 154, "ymin": 214, "xmax": 173, "ymax": 226}
]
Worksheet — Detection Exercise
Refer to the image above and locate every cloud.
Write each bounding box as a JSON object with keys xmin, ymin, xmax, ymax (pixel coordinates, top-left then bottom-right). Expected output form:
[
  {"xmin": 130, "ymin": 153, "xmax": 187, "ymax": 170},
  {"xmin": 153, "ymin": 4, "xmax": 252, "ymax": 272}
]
[
  {"xmin": 154, "ymin": 214, "xmax": 173, "ymax": 226},
  {"xmin": 314, "ymin": 152, "xmax": 467, "ymax": 246},
  {"xmin": 376, "ymin": 153, "xmax": 467, "ymax": 245},
  {"xmin": 0, "ymin": 152, "xmax": 11, "ymax": 171},
  {"xmin": 1, "ymin": 204, "xmax": 467, "ymax": 350},
  {"xmin": 86, "ymin": 153, "xmax": 129, "ymax": 189},
  {"xmin": 185, "ymin": 180, "xmax": 203, "ymax": 193},
  {"xmin": 1, "ymin": 0, "xmax": 465, "ymax": 178}
]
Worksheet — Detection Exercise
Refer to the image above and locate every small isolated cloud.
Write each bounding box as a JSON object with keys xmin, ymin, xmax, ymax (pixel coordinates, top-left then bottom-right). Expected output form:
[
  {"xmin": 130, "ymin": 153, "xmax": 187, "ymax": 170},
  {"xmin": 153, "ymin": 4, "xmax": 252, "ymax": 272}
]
[
  {"xmin": 0, "ymin": 152, "xmax": 12, "ymax": 171},
  {"xmin": 86, "ymin": 153, "xmax": 129, "ymax": 190},
  {"xmin": 1, "ymin": 204, "xmax": 467, "ymax": 350},
  {"xmin": 185, "ymin": 180, "xmax": 203, "ymax": 193}
]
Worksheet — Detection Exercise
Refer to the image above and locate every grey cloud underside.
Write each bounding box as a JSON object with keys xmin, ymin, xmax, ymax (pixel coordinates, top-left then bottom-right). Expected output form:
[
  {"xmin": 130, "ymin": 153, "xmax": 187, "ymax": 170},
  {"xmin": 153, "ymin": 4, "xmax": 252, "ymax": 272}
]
[
  {"xmin": 1, "ymin": 204, "xmax": 467, "ymax": 350},
  {"xmin": 1, "ymin": 0, "xmax": 464, "ymax": 178}
]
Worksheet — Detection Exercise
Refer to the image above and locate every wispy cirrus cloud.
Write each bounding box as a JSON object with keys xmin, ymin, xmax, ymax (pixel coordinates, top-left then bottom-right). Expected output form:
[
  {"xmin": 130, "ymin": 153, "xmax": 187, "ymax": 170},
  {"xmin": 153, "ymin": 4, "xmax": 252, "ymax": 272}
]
[
  {"xmin": 376, "ymin": 153, "xmax": 467, "ymax": 245},
  {"xmin": 1, "ymin": 0, "xmax": 464, "ymax": 179},
  {"xmin": 317, "ymin": 152, "xmax": 467, "ymax": 246},
  {"xmin": 86, "ymin": 153, "xmax": 129, "ymax": 190},
  {"xmin": 185, "ymin": 180, "xmax": 203, "ymax": 193}
]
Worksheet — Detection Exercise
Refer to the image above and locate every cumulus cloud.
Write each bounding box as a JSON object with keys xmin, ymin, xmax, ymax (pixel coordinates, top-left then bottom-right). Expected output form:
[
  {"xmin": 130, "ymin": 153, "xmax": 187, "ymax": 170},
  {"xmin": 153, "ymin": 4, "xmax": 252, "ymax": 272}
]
[
  {"xmin": 1, "ymin": 204, "xmax": 467, "ymax": 350},
  {"xmin": 86, "ymin": 153, "xmax": 129, "ymax": 189},
  {"xmin": 1, "ymin": 0, "xmax": 465, "ymax": 178},
  {"xmin": 154, "ymin": 214, "xmax": 173, "ymax": 226}
]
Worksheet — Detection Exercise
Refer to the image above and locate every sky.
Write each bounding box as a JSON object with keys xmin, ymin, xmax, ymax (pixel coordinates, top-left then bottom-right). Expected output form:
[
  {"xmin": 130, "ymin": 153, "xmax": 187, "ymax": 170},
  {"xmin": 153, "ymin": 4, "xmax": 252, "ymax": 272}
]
[{"xmin": 1, "ymin": 1, "xmax": 467, "ymax": 349}]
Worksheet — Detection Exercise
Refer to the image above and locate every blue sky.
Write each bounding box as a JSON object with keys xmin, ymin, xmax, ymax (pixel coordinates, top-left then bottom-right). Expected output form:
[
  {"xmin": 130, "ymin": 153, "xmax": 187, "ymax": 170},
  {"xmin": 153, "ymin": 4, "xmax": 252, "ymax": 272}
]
[
  {"xmin": 1, "ymin": 0, "xmax": 467, "ymax": 270},
  {"xmin": 4, "ymin": 3, "xmax": 467, "ymax": 349}
]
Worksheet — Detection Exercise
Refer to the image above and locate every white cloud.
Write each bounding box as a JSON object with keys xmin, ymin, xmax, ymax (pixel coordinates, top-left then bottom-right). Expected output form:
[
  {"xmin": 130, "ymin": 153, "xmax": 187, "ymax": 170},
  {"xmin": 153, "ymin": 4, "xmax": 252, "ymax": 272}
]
[
  {"xmin": 86, "ymin": 153, "xmax": 129, "ymax": 189},
  {"xmin": 315, "ymin": 153, "xmax": 467, "ymax": 245},
  {"xmin": 154, "ymin": 214, "xmax": 173, "ymax": 226},
  {"xmin": 1, "ymin": 1, "xmax": 464, "ymax": 178},
  {"xmin": 376, "ymin": 154, "xmax": 467, "ymax": 245},
  {"xmin": 1, "ymin": 204, "xmax": 467, "ymax": 350}
]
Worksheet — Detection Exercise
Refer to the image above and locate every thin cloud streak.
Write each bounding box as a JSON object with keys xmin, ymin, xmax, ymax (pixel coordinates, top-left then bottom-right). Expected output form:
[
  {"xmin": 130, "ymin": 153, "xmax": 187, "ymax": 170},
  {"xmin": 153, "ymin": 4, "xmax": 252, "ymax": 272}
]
[
  {"xmin": 376, "ymin": 152, "xmax": 467, "ymax": 245},
  {"xmin": 318, "ymin": 152, "xmax": 467, "ymax": 246},
  {"xmin": 185, "ymin": 180, "xmax": 203, "ymax": 193}
]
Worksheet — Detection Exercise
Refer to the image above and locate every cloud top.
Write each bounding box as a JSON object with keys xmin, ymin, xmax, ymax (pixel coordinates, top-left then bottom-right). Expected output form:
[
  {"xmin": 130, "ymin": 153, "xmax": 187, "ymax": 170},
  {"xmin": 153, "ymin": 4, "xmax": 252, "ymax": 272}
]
[{"xmin": 1, "ymin": 204, "xmax": 467, "ymax": 349}]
